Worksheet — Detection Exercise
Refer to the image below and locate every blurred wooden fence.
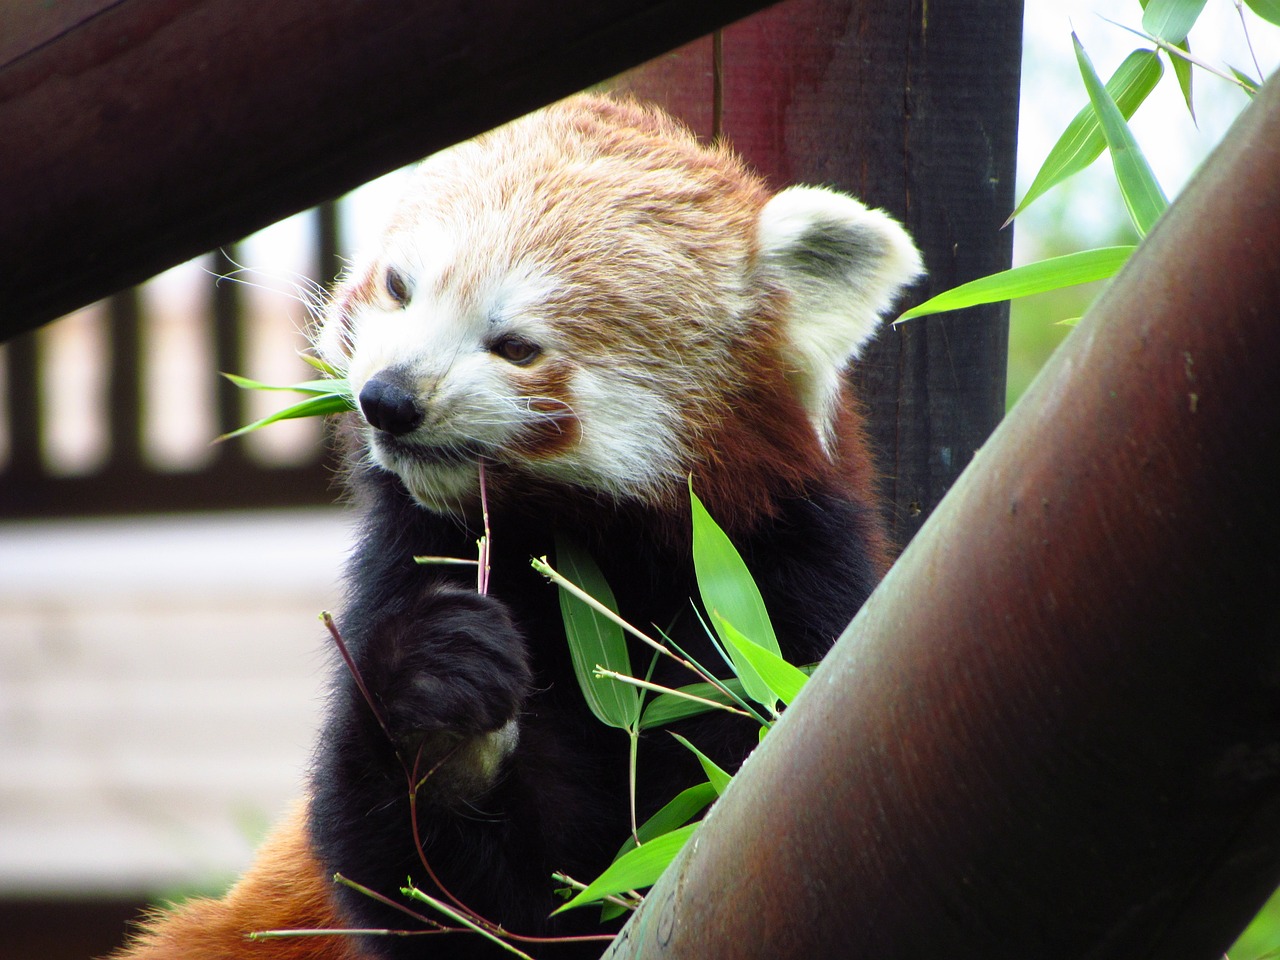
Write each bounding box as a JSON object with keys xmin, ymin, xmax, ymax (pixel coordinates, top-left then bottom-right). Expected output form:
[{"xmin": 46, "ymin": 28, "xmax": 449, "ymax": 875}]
[{"xmin": 0, "ymin": 204, "xmax": 344, "ymax": 518}]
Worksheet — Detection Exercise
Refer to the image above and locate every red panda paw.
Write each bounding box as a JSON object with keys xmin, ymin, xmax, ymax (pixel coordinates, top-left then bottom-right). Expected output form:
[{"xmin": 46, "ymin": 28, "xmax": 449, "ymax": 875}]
[{"xmin": 344, "ymin": 586, "xmax": 533, "ymax": 794}]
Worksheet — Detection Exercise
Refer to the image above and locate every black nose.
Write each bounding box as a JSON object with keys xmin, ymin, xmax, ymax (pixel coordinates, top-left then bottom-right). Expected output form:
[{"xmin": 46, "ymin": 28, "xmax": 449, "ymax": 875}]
[{"xmin": 358, "ymin": 374, "xmax": 423, "ymax": 436}]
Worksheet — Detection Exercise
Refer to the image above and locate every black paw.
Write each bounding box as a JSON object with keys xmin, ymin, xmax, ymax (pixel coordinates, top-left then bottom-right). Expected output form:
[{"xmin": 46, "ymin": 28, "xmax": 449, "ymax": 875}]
[{"xmin": 353, "ymin": 586, "xmax": 532, "ymax": 744}]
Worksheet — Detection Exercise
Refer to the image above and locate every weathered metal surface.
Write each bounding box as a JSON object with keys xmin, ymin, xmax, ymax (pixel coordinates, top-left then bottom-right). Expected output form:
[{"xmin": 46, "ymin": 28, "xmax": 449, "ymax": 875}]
[
  {"xmin": 606, "ymin": 72, "xmax": 1280, "ymax": 960},
  {"xmin": 0, "ymin": 0, "xmax": 777, "ymax": 340}
]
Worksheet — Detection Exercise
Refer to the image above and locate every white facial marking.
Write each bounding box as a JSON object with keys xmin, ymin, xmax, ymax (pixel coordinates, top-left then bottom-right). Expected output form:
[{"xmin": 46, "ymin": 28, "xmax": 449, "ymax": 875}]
[
  {"xmin": 320, "ymin": 237, "xmax": 661, "ymax": 512},
  {"xmin": 539, "ymin": 366, "xmax": 682, "ymax": 500}
]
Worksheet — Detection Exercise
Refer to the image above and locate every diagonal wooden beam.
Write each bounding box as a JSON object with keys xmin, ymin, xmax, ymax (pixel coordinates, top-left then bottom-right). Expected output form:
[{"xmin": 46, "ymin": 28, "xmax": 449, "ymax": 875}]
[{"xmin": 0, "ymin": 0, "xmax": 776, "ymax": 340}]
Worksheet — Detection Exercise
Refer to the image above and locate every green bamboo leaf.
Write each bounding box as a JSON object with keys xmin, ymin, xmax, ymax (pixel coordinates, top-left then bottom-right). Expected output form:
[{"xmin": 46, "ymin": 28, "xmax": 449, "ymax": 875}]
[
  {"xmin": 599, "ymin": 901, "xmax": 629, "ymax": 922},
  {"xmin": 1228, "ymin": 64, "xmax": 1261, "ymax": 95},
  {"xmin": 1135, "ymin": 0, "xmax": 1196, "ymax": 116},
  {"xmin": 639, "ymin": 663, "xmax": 819, "ymax": 729},
  {"xmin": 222, "ymin": 372, "xmax": 350, "ymax": 396},
  {"xmin": 1172, "ymin": 38, "xmax": 1195, "ymax": 120},
  {"xmin": 636, "ymin": 677, "xmax": 747, "ymax": 729},
  {"xmin": 711, "ymin": 626, "xmax": 776, "ymax": 715},
  {"xmin": 1074, "ymin": 34, "xmax": 1169, "ymax": 237},
  {"xmin": 1244, "ymin": 0, "xmax": 1280, "ymax": 25},
  {"xmin": 1008, "ymin": 49, "xmax": 1162, "ymax": 223},
  {"xmin": 616, "ymin": 782, "xmax": 718, "ymax": 858},
  {"xmin": 553, "ymin": 822, "xmax": 697, "ymax": 914},
  {"xmin": 669, "ymin": 733, "xmax": 733, "ymax": 795},
  {"xmin": 689, "ymin": 483, "xmax": 777, "ymax": 654},
  {"xmin": 300, "ymin": 353, "xmax": 345, "ymax": 378},
  {"xmin": 553, "ymin": 536, "xmax": 641, "ymax": 730},
  {"xmin": 896, "ymin": 246, "xmax": 1135, "ymax": 322},
  {"xmin": 689, "ymin": 483, "xmax": 779, "ymax": 709},
  {"xmin": 217, "ymin": 392, "xmax": 356, "ymax": 441},
  {"xmin": 713, "ymin": 613, "xmax": 810, "ymax": 708},
  {"xmin": 1142, "ymin": 0, "xmax": 1208, "ymax": 42}
]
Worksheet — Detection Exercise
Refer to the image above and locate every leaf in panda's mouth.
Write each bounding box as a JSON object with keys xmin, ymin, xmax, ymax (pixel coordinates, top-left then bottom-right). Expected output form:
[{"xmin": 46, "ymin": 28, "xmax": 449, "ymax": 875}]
[{"xmin": 216, "ymin": 370, "xmax": 356, "ymax": 442}]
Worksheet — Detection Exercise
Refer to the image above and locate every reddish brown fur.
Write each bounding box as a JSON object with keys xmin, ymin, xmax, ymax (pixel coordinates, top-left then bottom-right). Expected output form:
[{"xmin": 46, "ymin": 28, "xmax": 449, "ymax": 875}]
[
  {"xmin": 830, "ymin": 391, "xmax": 894, "ymax": 574},
  {"xmin": 509, "ymin": 359, "xmax": 581, "ymax": 461},
  {"xmin": 428, "ymin": 97, "xmax": 854, "ymax": 535},
  {"xmin": 681, "ymin": 290, "xmax": 830, "ymax": 529},
  {"xmin": 494, "ymin": 100, "xmax": 882, "ymax": 541},
  {"xmin": 398, "ymin": 97, "xmax": 880, "ymax": 549},
  {"xmin": 108, "ymin": 806, "xmax": 365, "ymax": 960}
]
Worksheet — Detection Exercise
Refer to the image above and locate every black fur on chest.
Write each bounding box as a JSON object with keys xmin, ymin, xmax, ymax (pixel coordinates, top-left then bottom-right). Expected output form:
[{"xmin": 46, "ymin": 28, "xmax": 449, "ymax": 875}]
[{"xmin": 310, "ymin": 456, "xmax": 880, "ymax": 959}]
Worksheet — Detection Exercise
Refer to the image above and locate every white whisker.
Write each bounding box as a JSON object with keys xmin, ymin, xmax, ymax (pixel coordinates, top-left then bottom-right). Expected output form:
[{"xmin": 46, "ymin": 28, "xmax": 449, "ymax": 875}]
[{"xmin": 208, "ymin": 254, "xmax": 327, "ymax": 306}]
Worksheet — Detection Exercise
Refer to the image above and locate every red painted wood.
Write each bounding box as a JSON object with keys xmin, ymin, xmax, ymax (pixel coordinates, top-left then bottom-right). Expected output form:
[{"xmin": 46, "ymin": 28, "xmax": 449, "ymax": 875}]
[{"xmin": 613, "ymin": 36, "xmax": 718, "ymax": 139}]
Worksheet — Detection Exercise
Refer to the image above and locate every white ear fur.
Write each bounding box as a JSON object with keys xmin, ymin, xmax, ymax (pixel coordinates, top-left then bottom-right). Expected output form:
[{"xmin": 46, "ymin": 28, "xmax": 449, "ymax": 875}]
[{"xmin": 757, "ymin": 185, "xmax": 923, "ymax": 450}]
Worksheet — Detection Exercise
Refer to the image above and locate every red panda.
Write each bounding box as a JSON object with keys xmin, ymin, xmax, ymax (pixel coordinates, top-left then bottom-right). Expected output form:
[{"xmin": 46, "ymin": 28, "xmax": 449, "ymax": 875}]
[{"xmin": 110, "ymin": 94, "xmax": 921, "ymax": 960}]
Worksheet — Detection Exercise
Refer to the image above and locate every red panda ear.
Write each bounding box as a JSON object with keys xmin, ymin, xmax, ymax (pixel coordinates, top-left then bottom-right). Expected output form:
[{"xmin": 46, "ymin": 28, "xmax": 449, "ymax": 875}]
[{"xmin": 758, "ymin": 186, "xmax": 923, "ymax": 450}]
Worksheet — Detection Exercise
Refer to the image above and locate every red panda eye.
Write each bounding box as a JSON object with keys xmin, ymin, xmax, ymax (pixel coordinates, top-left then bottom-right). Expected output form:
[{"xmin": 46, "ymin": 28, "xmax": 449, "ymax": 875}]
[
  {"xmin": 491, "ymin": 336, "xmax": 541, "ymax": 365},
  {"xmin": 384, "ymin": 267, "xmax": 410, "ymax": 307}
]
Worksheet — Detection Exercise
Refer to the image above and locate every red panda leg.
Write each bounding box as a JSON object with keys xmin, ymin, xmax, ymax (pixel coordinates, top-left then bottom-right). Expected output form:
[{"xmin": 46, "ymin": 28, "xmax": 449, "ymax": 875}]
[{"xmin": 108, "ymin": 801, "xmax": 370, "ymax": 960}]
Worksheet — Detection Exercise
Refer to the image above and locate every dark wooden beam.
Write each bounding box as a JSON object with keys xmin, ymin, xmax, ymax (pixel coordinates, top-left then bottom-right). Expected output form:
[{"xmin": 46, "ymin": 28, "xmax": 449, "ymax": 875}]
[
  {"xmin": 605, "ymin": 71, "xmax": 1280, "ymax": 960},
  {"xmin": 0, "ymin": 0, "xmax": 778, "ymax": 342}
]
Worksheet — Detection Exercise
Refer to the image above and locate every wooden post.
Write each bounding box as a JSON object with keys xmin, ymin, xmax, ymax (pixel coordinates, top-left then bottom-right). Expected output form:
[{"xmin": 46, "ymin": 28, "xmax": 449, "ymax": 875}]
[{"xmin": 619, "ymin": 0, "xmax": 1024, "ymax": 546}]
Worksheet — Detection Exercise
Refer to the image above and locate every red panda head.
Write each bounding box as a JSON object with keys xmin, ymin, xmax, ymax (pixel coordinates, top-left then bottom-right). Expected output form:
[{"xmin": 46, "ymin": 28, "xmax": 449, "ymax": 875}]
[{"xmin": 316, "ymin": 95, "xmax": 922, "ymax": 527}]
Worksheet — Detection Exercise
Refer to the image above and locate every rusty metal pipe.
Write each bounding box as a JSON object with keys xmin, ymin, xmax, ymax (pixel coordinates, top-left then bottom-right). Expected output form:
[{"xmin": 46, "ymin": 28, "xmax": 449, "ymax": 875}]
[
  {"xmin": 0, "ymin": 0, "xmax": 776, "ymax": 340},
  {"xmin": 607, "ymin": 75, "xmax": 1280, "ymax": 960}
]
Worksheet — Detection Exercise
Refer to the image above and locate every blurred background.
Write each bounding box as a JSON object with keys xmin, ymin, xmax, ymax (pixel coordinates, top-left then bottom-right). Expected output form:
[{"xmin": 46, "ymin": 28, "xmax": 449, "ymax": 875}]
[{"xmin": 1, "ymin": 2, "xmax": 1275, "ymax": 957}]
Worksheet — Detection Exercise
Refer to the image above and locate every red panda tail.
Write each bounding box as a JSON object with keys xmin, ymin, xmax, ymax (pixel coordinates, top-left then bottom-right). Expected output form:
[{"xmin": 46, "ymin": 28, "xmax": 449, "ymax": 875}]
[{"xmin": 107, "ymin": 802, "xmax": 368, "ymax": 960}]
